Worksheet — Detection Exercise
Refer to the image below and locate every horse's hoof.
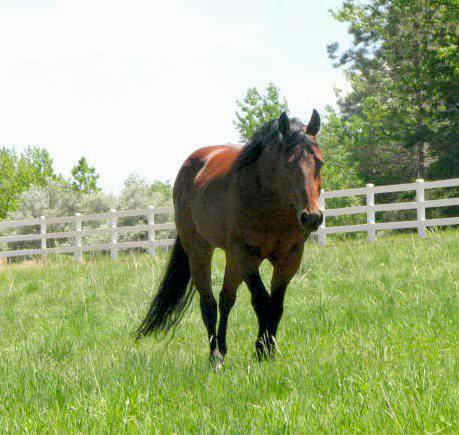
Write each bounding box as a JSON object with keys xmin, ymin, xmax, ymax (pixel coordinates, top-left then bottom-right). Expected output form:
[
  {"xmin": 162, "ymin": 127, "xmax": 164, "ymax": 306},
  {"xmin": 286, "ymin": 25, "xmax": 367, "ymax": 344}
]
[
  {"xmin": 255, "ymin": 338, "xmax": 276, "ymax": 361},
  {"xmin": 210, "ymin": 350, "xmax": 224, "ymax": 371},
  {"xmin": 214, "ymin": 359, "xmax": 224, "ymax": 372}
]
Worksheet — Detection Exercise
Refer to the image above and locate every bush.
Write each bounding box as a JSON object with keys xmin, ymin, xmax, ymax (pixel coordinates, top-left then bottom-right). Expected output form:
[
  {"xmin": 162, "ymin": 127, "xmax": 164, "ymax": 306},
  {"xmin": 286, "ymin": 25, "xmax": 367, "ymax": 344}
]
[
  {"xmin": 0, "ymin": 174, "xmax": 175, "ymax": 257},
  {"xmin": 1, "ymin": 182, "xmax": 116, "ymax": 254},
  {"xmin": 117, "ymin": 174, "xmax": 174, "ymax": 243}
]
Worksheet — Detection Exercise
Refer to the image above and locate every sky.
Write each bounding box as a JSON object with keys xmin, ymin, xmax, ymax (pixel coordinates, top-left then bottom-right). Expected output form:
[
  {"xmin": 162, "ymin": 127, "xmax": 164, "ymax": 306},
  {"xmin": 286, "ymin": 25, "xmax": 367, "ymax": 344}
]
[{"xmin": 0, "ymin": 0, "xmax": 351, "ymax": 193}]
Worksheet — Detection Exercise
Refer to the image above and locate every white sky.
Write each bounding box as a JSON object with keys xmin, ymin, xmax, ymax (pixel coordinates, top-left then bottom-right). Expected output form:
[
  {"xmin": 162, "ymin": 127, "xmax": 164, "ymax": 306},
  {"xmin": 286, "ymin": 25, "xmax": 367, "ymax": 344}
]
[{"xmin": 0, "ymin": 0, "xmax": 351, "ymax": 193}]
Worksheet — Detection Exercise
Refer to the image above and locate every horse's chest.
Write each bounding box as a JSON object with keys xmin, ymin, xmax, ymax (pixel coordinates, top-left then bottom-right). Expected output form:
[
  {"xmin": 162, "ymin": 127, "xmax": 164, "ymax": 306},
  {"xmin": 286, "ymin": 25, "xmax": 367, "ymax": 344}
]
[{"xmin": 240, "ymin": 211, "xmax": 303, "ymax": 258}]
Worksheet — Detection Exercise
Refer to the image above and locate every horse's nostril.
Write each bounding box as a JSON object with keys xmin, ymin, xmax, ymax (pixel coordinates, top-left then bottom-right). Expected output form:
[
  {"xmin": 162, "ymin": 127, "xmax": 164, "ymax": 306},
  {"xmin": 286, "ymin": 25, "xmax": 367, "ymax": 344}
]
[
  {"xmin": 300, "ymin": 213, "xmax": 307, "ymax": 226},
  {"xmin": 301, "ymin": 211, "xmax": 323, "ymax": 230}
]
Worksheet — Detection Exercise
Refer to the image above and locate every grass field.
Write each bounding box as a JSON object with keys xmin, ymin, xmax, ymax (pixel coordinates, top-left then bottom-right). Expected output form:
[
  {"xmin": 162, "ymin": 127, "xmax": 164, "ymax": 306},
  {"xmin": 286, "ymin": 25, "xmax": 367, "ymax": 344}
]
[{"xmin": 0, "ymin": 231, "xmax": 458, "ymax": 433}]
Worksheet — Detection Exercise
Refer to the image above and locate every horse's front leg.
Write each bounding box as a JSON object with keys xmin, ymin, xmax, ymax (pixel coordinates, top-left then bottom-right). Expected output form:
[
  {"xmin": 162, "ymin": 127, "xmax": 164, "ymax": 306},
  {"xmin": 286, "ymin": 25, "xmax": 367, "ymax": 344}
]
[
  {"xmin": 269, "ymin": 242, "xmax": 305, "ymax": 347},
  {"xmin": 244, "ymin": 271, "xmax": 275, "ymax": 359},
  {"xmin": 234, "ymin": 244, "xmax": 273, "ymax": 359}
]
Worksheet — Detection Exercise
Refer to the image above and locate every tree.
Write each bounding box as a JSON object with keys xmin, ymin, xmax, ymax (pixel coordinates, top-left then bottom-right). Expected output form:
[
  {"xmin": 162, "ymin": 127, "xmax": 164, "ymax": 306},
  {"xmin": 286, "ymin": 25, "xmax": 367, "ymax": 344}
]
[
  {"xmin": 319, "ymin": 106, "xmax": 362, "ymax": 191},
  {"xmin": 19, "ymin": 146, "xmax": 55, "ymax": 187},
  {"xmin": 70, "ymin": 157, "xmax": 101, "ymax": 194},
  {"xmin": 0, "ymin": 148, "xmax": 20, "ymax": 219},
  {"xmin": 328, "ymin": 0, "xmax": 459, "ymax": 182},
  {"xmin": 234, "ymin": 83, "xmax": 289, "ymax": 142},
  {"xmin": 0, "ymin": 146, "xmax": 56, "ymax": 219},
  {"xmin": 151, "ymin": 180, "xmax": 173, "ymax": 202}
]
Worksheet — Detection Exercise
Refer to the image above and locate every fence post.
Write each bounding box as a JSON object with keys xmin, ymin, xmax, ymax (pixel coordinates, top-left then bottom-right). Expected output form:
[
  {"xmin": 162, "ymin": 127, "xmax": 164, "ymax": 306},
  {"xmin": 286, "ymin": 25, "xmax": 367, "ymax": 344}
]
[
  {"xmin": 40, "ymin": 215, "xmax": 47, "ymax": 260},
  {"xmin": 75, "ymin": 213, "xmax": 83, "ymax": 263},
  {"xmin": 147, "ymin": 205, "xmax": 156, "ymax": 256},
  {"xmin": 110, "ymin": 209, "xmax": 118, "ymax": 260},
  {"xmin": 366, "ymin": 183, "xmax": 376, "ymax": 242},
  {"xmin": 317, "ymin": 192, "xmax": 326, "ymax": 247},
  {"xmin": 416, "ymin": 179, "xmax": 426, "ymax": 238}
]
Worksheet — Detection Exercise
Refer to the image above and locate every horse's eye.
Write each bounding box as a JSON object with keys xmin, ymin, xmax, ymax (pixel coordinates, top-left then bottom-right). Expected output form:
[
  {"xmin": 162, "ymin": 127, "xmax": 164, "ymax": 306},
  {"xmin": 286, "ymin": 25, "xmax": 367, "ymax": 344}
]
[{"xmin": 314, "ymin": 159, "xmax": 323, "ymax": 179}]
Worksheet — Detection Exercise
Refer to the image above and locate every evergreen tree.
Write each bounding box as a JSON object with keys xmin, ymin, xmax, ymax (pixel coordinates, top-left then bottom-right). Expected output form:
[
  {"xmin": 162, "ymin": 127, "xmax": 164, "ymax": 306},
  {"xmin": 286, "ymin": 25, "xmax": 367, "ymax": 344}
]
[
  {"xmin": 328, "ymin": 0, "xmax": 458, "ymax": 182},
  {"xmin": 70, "ymin": 157, "xmax": 101, "ymax": 194}
]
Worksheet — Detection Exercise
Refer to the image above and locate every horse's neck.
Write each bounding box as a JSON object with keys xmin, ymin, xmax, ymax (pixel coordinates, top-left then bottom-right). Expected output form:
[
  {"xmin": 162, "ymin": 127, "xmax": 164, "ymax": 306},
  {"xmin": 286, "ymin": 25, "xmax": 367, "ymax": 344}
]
[{"xmin": 237, "ymin": 160, "xmax": 292, "ymax": 218}]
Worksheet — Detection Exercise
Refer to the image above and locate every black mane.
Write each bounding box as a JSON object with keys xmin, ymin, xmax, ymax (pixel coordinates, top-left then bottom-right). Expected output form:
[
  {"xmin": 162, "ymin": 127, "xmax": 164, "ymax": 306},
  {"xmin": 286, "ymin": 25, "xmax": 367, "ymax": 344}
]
[{"xmin": 236, "ymin": 117, "xmax": 307, "ymax": 169}]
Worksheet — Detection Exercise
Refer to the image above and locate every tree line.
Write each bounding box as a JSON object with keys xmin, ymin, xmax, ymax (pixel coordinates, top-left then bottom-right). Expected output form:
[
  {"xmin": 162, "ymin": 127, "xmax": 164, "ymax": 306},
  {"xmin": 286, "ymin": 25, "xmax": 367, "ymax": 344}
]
[
  {"xmin": 0, "ymin": 146, "xmax": 172, "ymax": 224},
  {"xmin": 0, "ymin": 148, "xmax": 103, "ymax": 219}
]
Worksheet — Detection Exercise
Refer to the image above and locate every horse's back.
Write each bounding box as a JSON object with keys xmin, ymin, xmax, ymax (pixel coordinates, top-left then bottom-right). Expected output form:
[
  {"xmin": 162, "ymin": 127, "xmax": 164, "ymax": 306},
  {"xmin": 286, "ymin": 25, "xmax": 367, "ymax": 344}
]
[{"xmin": 173, "ymin": 145, "xmax": 242, "ymax": 249}]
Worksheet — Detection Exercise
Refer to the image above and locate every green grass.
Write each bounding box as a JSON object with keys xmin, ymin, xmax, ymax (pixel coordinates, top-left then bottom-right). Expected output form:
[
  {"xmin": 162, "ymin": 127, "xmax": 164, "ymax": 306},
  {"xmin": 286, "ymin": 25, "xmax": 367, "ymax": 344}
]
[{"xmin": 1, "ymin": 231, "xmax": 458, "ymax": 433}]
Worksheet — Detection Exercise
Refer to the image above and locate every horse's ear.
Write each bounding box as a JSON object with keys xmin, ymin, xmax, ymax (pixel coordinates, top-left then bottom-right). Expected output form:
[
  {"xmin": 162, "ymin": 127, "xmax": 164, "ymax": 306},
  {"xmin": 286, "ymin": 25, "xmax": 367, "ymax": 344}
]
[
  {"xmin": 278, "ymin": 112, "xmax": 290, "ymax": 136},
  {"xmin": 306, "ymin": 109, "xmax": 321, "ymax": 136}
]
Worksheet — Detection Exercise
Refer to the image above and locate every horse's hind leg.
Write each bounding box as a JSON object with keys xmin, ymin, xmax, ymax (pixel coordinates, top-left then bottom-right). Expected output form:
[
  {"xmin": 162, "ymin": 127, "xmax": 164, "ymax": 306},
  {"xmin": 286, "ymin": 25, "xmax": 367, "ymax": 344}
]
[
  {"xmin": 185, "ymin": 241, "xmax": 217, "ymax": 363},
  {"xmin": 216, "ymin": 258, "xmax": 242, "ymax": 361}
]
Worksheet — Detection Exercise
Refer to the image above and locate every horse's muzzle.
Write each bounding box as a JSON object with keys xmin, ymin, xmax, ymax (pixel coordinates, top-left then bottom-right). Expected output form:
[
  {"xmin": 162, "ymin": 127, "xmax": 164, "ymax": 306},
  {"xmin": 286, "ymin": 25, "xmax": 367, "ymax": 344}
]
[{"xmin": 300, "ymin": 211, "xmax": 323, "ymax": 232}]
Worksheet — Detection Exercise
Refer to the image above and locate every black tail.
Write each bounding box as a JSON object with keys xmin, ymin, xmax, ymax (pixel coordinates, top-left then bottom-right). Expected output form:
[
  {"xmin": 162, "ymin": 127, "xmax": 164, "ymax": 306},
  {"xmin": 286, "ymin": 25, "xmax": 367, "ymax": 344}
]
[{"xmin": 136, "ymin": 237, "xmax": 194, "ymax": 339}]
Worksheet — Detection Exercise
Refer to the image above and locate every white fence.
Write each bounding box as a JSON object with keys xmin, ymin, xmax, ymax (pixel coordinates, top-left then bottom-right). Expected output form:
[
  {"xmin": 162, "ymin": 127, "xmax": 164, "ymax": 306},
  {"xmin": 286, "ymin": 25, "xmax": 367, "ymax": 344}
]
[
  {"xmin": 0, "ymin": 178, "xmax": 458, "ymax": 262},
  {"xmin": 316, "ymin": 178, "xmax": 459, "ymax": 246},
  {"xmin": 0, "ymin": 206, "xmax": 176, "ymax": 262}
]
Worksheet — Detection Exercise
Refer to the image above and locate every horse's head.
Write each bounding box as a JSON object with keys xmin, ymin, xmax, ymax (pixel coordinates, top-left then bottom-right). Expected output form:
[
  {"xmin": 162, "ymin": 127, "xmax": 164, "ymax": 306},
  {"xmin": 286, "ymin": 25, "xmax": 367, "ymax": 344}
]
[{"xmin": 276, "ymin": 110, "xmax": 324, "ymax": 233}]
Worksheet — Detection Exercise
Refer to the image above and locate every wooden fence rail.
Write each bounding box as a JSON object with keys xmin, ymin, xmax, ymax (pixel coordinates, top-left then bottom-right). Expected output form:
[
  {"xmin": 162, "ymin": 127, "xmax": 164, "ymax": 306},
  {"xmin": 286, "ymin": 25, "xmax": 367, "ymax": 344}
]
[{"xmin": 1, "ymin": 178, "xmax": 458, "ymax": 261}]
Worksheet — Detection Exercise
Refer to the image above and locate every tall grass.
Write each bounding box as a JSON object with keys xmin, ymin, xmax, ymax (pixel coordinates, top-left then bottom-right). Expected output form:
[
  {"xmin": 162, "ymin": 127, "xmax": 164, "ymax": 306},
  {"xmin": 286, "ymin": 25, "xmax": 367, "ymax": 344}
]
[{"xmin": 0, "ymin": 231, "xmax": 458, "ymax": 433}]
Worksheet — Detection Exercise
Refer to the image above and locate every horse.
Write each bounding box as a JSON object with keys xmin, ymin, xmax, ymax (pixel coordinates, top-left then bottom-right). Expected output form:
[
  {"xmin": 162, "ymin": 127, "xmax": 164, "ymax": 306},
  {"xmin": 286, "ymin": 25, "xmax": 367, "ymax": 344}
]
[{"xmin": 136, "ymin": 110, "xmax": 324, "ymax": 367}]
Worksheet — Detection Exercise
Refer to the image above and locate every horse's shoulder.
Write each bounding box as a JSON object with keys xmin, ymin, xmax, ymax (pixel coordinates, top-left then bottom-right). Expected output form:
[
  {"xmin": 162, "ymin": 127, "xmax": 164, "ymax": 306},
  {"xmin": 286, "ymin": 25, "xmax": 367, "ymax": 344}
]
[
  {"xmin": 187, "ymin": 144, "xmax": 242, "ymax": 162},
  {"xmin": 189, "ymin": 145, "xmax": 242, "ymax": 187}
]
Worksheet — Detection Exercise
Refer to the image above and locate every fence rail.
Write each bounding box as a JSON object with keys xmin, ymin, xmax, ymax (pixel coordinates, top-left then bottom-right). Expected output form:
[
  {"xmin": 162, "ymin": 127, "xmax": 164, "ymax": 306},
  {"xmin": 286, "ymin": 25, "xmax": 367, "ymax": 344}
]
[
  {"xmin": 0, "ymin": 205, "xmax": 176, "ymax": 262},
  {"xmin": 1, "ymin": 178, "xmax": 458, "ymax": 261},
  {"xmin": 315, "ymin": 178, "xmax": 459, "ymax": 246}
]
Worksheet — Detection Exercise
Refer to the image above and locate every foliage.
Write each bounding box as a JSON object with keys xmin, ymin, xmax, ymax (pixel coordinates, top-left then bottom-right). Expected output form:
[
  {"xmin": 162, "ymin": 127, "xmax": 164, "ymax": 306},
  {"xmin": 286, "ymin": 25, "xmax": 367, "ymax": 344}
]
[
  {"xmin": 2, "ymin": 173, "xmax": 174, "ymax": 252},
  {"xmin": 0, "ymin": 232, "xmax": 458, "ymax": 432},
  {"xmin": 0, "ymin": 146, "xmax": 56, "ymax": 219},
  {"xmin": 328, "ymin": 0, "xmax": 459, "ymax": 182},
  {"xmin": 1, "ymin": 182, "xmax": 116, "ymax": 252},
  {"xmin": 118, "ymin": 173, "xmax": 174, "ymax": 242},
  {"xmin": 118, "ymin": 173, "xmax": 172, "ymax": 211},
  {"xmin": 19, "ymin": 147, "xmax": 56, "ymax": 187},
  {"xmin": 234, "ymin": 83, "xmax": 289, "ymax": 142},
  {"xmin": 319, "ymin": 106, "xmax": 362, "ymax": 192},
  {"xmin": 317, "ymin": 107, "xmax": 365, "ymax": 225},
  {"xmin": 70, "ymin": 157, "xmax": 101, "ymax": 194},
  {"xmin": 7, "ymin": 182, "xmax": 116, "ymax": 220}
]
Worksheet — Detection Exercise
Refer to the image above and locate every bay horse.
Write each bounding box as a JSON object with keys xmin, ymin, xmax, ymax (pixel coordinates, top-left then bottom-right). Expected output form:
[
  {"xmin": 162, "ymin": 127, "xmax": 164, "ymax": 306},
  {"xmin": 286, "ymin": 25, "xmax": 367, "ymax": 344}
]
[{"xmin": 136, "ymin": 110, "xmax": 324, "ymax": 366}]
